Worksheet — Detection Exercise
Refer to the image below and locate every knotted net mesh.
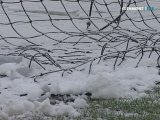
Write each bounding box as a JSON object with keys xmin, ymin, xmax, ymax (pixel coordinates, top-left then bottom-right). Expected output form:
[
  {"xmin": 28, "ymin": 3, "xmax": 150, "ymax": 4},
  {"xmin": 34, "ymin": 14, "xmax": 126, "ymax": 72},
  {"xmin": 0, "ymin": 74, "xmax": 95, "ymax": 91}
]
[{"xmin": 0, "ymin": 0, "xmax": 160, "ymax": 77}]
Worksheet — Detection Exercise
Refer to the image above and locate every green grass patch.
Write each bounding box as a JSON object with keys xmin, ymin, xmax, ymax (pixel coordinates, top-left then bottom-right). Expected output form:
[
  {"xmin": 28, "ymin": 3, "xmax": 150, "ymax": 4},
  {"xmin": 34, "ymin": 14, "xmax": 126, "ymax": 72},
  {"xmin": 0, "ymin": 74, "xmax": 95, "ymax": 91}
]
[
  {"xmin": 78, "ymin": 85, "xmax": 160, "ymax": 120},
  {"xmin": 25, "ymin": 86, "xmax": 160, "ymax": 120}
]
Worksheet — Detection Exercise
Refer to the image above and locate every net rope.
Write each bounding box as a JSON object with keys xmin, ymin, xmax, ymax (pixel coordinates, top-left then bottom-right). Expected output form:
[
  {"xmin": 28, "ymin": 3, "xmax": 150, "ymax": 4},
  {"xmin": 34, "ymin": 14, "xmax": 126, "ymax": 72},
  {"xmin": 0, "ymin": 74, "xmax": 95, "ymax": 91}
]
[{"xmin": 0, "ymin": 0, "xmax": 160, "ymax": 77}]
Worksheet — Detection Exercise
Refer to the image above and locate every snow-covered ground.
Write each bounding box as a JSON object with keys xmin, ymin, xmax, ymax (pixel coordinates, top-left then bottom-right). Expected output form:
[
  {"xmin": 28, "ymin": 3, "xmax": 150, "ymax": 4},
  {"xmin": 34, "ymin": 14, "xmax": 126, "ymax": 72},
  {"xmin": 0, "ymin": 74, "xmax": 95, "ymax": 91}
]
[
  {"xmin": 0, "ymin": 56, "xmax": 160, "ymax": 119},
  {"xmin": 0, "ymin": 0, "xmax": 160, "ymax": 119}
]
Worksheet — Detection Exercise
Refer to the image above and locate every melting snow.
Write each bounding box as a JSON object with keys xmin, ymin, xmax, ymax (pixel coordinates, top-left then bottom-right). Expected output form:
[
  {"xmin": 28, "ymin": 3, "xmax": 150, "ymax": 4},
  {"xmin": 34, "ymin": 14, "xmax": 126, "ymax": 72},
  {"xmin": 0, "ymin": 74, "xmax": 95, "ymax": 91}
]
[{"xmin": 0, "ymin": 56, "xmax": 159, "ymax": 119}]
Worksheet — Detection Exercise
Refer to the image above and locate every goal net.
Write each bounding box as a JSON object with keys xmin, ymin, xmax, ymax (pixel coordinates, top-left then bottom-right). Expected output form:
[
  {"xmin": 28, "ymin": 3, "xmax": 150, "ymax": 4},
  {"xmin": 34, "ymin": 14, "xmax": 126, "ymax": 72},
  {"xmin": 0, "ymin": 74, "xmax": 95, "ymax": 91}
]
[{"xmin": 0, "ymin": 0, "xmax": 160, "ymax": 76}]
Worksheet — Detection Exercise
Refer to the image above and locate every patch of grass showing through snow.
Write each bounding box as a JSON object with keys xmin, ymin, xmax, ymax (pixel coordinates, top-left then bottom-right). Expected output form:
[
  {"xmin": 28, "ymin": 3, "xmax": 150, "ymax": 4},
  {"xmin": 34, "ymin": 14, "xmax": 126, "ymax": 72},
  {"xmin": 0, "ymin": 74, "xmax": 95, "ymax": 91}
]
[
  {"xmin": 76, "ymin": 85, "xmax": 160, "ymax": 120},
  {"xmin": 19, "ymin": 85, "xmax": 160, "ymax": 120}
]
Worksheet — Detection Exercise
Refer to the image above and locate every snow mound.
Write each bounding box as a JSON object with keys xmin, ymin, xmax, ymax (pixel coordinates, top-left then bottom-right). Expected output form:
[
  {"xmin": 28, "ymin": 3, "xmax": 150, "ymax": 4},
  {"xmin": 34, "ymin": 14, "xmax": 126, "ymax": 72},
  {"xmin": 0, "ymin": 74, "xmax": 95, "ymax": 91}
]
[
  {"xmin": 0, "ymin": 111, "xmax": 8, "ymax": 120},
  {"xmin": 44, "ymin": 65, "xmax": 160, "ymax": 99},
  {"xmin": 72, "ymin": 98, "xmax": 89, "ymax": 108},
  {"xmin": 0, "ymin": 56, "xmax": 22, "ymax": 65},
  {"xmin": 0, "ymin": 61, "xmax": 160, "ymax": 119},
  {"xmin": 35, "ymin": 98, "xmax": 80, "ymax": 117},
  {"xmin": 0, "ymin": 58, "xmax": 32, "ymax": 79},
  {"xmin": 88, "ymin": 74, "xmax": 122, "ymax": 98},
  {"xmin": 3, "ymin": 100, "xmax": 34, "ymax": 116}
]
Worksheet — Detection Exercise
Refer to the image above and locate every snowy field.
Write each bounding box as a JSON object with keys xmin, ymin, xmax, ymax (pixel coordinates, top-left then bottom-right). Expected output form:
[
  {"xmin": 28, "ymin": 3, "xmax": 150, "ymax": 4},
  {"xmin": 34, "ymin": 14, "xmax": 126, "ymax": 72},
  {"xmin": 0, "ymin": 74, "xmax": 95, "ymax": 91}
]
[{"xmin": 0, "ymin": 0, "xmax": 160, "ymax": 119}]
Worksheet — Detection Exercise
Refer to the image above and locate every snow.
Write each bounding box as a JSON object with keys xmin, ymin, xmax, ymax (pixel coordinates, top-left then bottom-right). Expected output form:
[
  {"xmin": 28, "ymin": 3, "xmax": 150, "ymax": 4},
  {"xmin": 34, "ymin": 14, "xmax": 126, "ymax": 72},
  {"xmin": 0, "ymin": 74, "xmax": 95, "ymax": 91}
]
[
  {"xmin": 0, "ymin": 0, "xmax": 160, "ymax": 119},
  {"xmin": 0, "ymin": 56, "xmax": 22, "ymax": 65},
  {"xmin": 72, "ymin": 97, "xmax": 89, "ymax": 108},
  {"xmin": 0, "ymin": 111, "xmax": 8, "ymax": 120},
  {"xmin": 34, "ymin": 98, "xmax": 80, "ymax": 117},
  {"xmin": 0, "ymin": 58, "xmax": 160, "ymax": 119}
]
